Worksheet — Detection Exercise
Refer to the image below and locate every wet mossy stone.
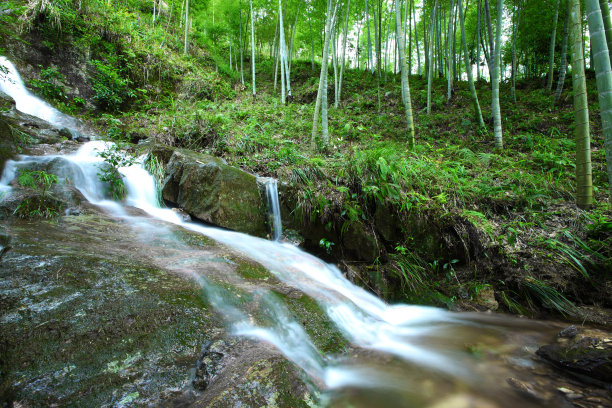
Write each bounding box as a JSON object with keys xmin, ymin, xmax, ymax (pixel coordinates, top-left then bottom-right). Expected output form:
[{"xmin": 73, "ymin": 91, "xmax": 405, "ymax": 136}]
[
  {"xmin": 0, "ymin": 116, "xmax": 16, "ymax": 171},
  {"xmin": 0, "ymin": 90, "xmax": 15, "ymax": 111},
  {"xmin": 162, "ymin": 150, "xmax": 266, "ymax": 237},
  {"xmin": 341, "ymin": 220, "xmax": 382, "ymax": 262},
  {"xmin": 537, "ymin": 328, "xmax": 612, "ymax": 385}
]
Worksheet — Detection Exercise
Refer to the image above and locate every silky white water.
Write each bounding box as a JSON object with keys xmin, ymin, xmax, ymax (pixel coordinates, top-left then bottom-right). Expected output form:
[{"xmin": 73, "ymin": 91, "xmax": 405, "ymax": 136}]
[
  {"xmin": 0, "ymin": 59, "xmax": 559, "ymax": 407},
  {"xmin": 261, "ymin": 177, "xmax": 283, "ymax": 241},
  {"xmin": 0, "ymin": 56, "xmax": 83, "ymax": 131}
]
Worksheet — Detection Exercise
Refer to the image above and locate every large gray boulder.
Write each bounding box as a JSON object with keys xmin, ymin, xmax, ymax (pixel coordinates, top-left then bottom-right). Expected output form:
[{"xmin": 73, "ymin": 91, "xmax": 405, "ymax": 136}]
[{"xmin": 161, "ymin": 149, "xmax": 267, "ymax": 237}]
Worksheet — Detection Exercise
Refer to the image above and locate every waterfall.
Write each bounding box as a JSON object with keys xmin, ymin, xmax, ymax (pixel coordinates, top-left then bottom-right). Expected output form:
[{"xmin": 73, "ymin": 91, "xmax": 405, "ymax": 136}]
[
  {"xmin": 0, "ymin": 58, "xmax": 559, "ymax": 407},
  {"xmin": 0, "ymin": 56, "xmax": 83, "ymax": 132},
  {"xmin": 262, "ymin": 177, "xmax": 282, "ymax": 241}
]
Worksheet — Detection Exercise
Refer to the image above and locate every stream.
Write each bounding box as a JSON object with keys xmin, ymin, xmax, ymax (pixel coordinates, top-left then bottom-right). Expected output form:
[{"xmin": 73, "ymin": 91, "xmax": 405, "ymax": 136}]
[{"xmin": 0, "ymin": 57, "xmax": 606, "ymax": 407}]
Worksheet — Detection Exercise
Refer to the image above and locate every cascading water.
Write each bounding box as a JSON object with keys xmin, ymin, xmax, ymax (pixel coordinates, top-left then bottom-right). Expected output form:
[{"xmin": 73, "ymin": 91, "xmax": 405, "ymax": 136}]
[
  {"xmin": 0, "ymin": 58, "xmax": 563, "ymax": 407},
  {"xmin": 0, "ymin": 56, "xmax": 84, "ymax": 132},
  {"xmin": 261, "ymin": 177, "xmax": 282, "ymax": 241}
]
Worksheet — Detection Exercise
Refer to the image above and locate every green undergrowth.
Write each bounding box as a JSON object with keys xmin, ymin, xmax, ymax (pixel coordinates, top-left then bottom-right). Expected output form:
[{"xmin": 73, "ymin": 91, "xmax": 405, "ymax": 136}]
[{"xmin": 14, "ymin": 169, "xmax": 62, "ymax": 219}]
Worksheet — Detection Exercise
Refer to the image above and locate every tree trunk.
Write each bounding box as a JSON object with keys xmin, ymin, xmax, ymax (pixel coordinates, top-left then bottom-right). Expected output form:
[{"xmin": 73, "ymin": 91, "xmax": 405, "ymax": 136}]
[
  {"xmin": 366, "ymin": 0, "xmax": 374, "ymax": 73},
  {"xmin": 288, "ymin": 5, "xmax": 300, "ymax": 72},
  {"xmin": 424, "ymin": 20, "xmax": 429, "ymax": 76},
  {"xmin": 337, "ymin": 0, "xmax": 351, "ymax": 107},
  {"xmin": 278, "ymin": 3, "xmax": 286, "ymax": 103},
  {"xmin": 394, "ymin": 0, "xmax": 416, "ymax": 148},
  {"xmin": 484, "ymin": 0, "xmax": 494, "ymax": 75},
  {"xmin": 547, "ymin": 0, "xmax": 561, "ymax": 91},
  {"xmin": 427, "ymin": 1, "xmax": 437, "ymax": 114},
  {"xmin": 413, "ymin": 0, "xmax": 420, "ymax": 76},
  {"xmin": 279, "ymin": 0, "xmax": 292, "ymax": 102},
  {"xmin": 250, "ymin": 0, "xmax": 256, "ymax": 97},
  {"xmin": 183, "ymin": 0, "xmax": 189, "ymax": 54},
  {"xmin": 273, "ymin": 14, "xmax": 280, "ymax": 91},
  {"xmin": 599, "ymin": 0, "xmax": 612, "ymax": 66},
  {"xmin": 491, "ymin": 0, "xmax": 503, "ymax": 149},
  {"xmin": 586, "ymin": 0, "xmax": 612, "ymax": 197},
  {"xmin": 459, "ymin": 0, "xmax": 484, "ymax": 126},
  {"xmin": 384, "ymin": 6, "xmax": 392, "ymax": 80},
  {"xmin": 511, "ymin": 0, "xmax": 521, "ymax": 103},
  {"xmin": 311, "ymin": 18, "xmax": 315, "ymax": 71},
  {"xmin": 376, "ymin": 0, "xmax": 383, "ymax": 112},
  {"xmin": 570, "ymin": 0, "xmax": 593, "ymax": 207},
  {"xmin": 239, "ymin": 1, "xmax": 245, "ymax": 85},
  {"xmin": 323, "ymin": 4, "xmax": 339, "ymax": 147},
  {"xmin": 332, "ymin": 21, "xmax": 338, "ymax": 106},
  {"xmin": 476, "ymin": 0, "xmax": 481, "ymax": 80},
  {"xmin": 311, "ymin": 0, "xmax": 338, "ymax": 149},
  {"xmin": 357, "ymin": 18, "xmax": 361, "ymax": 70},
  {"xmin": 408, "ymin": 0, "xmax": 412, "ymax": 75},
  {"xmin": 554, "ymin": 0, "xmax": 570, "ymax": 104},
  {"xmin": 447, "ymin": 0, "xmax": 455, "ymax": 103}
]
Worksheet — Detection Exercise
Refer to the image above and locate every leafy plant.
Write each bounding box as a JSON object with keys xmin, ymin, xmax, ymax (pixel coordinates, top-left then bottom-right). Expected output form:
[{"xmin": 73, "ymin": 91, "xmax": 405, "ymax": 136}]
[
  {"xmin": 144, "ymin": 154, "xmax": 164, "ymax": 205},
  {"xmin": 14, "ymin": 169, "xmax": 61, "ymax": 218},
  {"xmin": 91, "ymin": 60, "xmax": 135, "ymax": 112},
  {"xmin": 17, "ymin": 169, "xmax": 57, "ymax": 195},
  {"xmin": 522, "ymin": 276, "xmax": 580, "ymax": 317},
  {"xmin": 29, "ymin": 65, "xmax": 65, "ymax": 101},
  {"xmin": 319, "ymin": 238, "xmax": 334, "ymax": 254},
  {"xmin": 96, "ymin": 144, "xmax": 135, "ymax": 200}
]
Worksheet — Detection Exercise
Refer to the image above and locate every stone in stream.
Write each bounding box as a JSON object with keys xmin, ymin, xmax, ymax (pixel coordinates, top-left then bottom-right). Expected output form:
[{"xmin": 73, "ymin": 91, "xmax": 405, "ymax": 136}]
[
  {"xmin": 0, "ymin": 227, "xmax": 10, "ymax": 260},
  {"xmin": 536, "ymin": 326, "xmax": 612, "ymax": 386},
  {"xmin": 157, "ymin": 147, "xmax": 267, "ymax": 237}
]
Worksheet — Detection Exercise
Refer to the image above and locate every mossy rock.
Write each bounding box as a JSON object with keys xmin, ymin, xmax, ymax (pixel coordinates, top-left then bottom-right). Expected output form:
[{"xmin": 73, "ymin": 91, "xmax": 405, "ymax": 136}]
[
  {"xmin": 0, "ymin": 90, "xmax": 15, "ymax": 112},
  {"xmin": 342, "ymin": 220, "xmax": 382, "ymax": 262},
  {"xmin": 0, "ymin": 117, "xmax": 17, "ymax": 172},
  {"xmin": 537, "ymin": 327, "xmax": 612, "ymax": 384},
  {"xmin": 161, "ymin": 150, "xmax": 267, "ymax": 237}
]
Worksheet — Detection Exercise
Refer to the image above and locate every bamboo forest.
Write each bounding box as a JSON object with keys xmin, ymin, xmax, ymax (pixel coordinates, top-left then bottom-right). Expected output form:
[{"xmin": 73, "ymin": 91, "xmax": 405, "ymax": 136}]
[{"xmin": 1, "ymin": 0, "xmax": 612, "ymax": 406}]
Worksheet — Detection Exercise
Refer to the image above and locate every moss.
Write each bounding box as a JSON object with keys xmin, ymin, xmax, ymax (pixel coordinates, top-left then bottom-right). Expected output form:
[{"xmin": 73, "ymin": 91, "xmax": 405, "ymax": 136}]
[
  {"xmin": 236, "ymin": 260, "xmax": 272, "ymax": 281},
  {"xmin": 279, "ymin": 293, "xmax": 347, "ymax": 355},
  {"xmin": 0, "ymin": 214, "xmax": 225, "ymax": 406}
]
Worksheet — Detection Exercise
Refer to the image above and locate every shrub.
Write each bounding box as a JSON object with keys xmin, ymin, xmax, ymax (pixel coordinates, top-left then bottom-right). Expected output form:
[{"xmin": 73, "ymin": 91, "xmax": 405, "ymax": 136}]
[
  {"xmin": 29, "ymin": 65, "xmax": 66, "ymax": 102},
  {"xmin": 91, "ymin": 60, "xmax": 135, "ymax": 111},
  {"xmin": 96, "ymin": 144, "xmax": 135, "ymax": 200}
]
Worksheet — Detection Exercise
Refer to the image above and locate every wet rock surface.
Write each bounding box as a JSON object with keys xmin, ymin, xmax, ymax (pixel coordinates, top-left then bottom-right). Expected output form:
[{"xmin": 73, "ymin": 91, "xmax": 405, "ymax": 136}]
[
  {"xmin": 0, "ymin": 208, "xmax": 311, "ymax": 407},
  {"xmin": 537, "ymin": 326, "xmax": 612, "ymax": 385},
  {"xmin": 159, "ymin": 147, "xmax": 267, "ymax": 237}
]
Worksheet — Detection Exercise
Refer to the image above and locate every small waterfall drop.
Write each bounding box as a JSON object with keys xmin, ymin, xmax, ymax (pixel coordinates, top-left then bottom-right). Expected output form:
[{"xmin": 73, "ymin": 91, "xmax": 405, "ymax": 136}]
[
  {"xmin": 262, "ymin": 177, "xmax": 282, "ymax": 241},
  {"xmin": 0, "ymin": 56, "xmax": 82, "ymax": 131}
]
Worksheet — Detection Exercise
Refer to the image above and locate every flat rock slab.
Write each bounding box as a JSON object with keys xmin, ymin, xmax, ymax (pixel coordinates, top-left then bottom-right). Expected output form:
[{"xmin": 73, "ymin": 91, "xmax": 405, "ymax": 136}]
[{"xmin": 0, "ymin": 207, "xmax": 311, "ymax": 407}]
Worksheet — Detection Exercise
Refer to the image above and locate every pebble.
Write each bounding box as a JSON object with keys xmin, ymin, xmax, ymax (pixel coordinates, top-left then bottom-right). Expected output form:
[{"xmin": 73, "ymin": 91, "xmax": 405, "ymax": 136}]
[{"xmin": 558, "ymin": 325, "xmax": 578, "ymax": 338}]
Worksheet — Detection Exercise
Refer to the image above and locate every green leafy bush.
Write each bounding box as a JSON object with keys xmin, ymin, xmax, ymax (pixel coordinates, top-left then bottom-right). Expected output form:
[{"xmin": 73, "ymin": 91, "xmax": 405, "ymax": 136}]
[
  {"xmin": 29, "ymin": 65, "xmax": 66, "ymax": 102},
  {"xmin": 91, "ymin": 60, "xmax": 135, "ymax": 112},
  {"xmin": 96, "ymin": 144, "xmax": 135, "ymax": 200}
]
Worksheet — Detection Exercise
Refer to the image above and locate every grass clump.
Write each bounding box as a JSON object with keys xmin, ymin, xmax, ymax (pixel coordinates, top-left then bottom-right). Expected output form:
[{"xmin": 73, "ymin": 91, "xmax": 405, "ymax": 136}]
[{"xmin": 14, "ymin": 169, "xmax": 62, "ymax": 218}]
